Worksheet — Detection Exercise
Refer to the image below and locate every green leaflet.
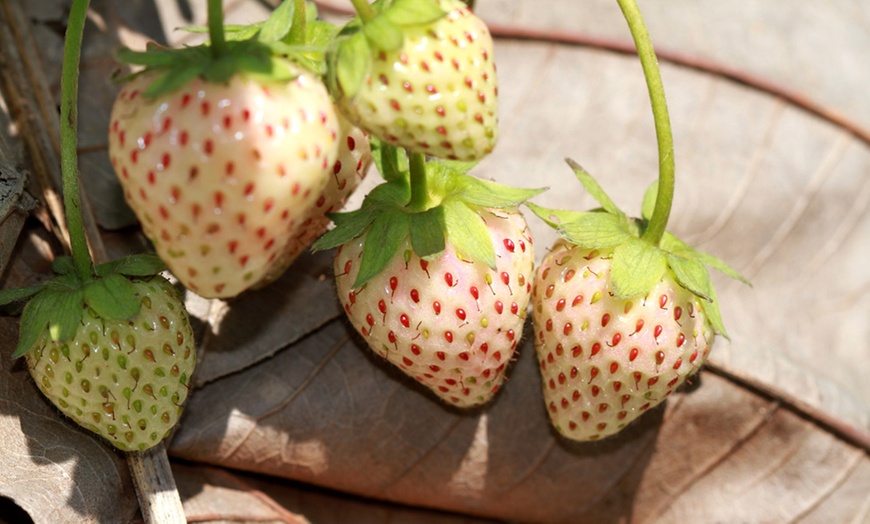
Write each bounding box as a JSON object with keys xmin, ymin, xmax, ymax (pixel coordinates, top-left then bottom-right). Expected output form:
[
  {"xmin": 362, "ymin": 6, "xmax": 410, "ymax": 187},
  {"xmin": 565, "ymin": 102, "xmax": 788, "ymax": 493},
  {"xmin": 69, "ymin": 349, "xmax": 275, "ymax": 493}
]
[
  {"xmin": 409, "ymin": 206, "xmax": 446, "ymax": 258},
  {"xmin": 610, "ymin": 237, "xmax": 668, "ymax": 299},
  {"xmin": 452, "ymin": 176, "xmax": 545, "ymax": 209},
  {"xmin": 559, "ymin": 212, "xmax": 633, "ymax": 249},
  {"xmin": 83, "ymin": 274, "xmax": 141, "ymax": 321},
  {"xmin": 443, "ymin": 200, "xmax": 495, "ymax": 268},
  {"xmin": 354, "ymin": 209, "xmax": 410, "ymax": 288}
]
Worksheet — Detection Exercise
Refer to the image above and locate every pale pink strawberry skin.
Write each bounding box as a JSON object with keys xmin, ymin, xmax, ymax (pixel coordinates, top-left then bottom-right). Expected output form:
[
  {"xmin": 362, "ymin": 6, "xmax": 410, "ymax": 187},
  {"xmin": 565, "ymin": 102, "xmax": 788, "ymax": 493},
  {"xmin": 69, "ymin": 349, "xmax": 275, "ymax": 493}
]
[
  {"xmin": 108, "ymin": 70, "xmax": 340, "ymax": 298},
  {"xmin": 533, "ymin": 240, "xmax": 714, "ymax": 441},
  {"xmin": 340, "ymin": 0, "xmax": 498, "ymax": 161},
  {"xmin": 256, "ymin": 115, "xmax": 372, "ymax": 287},
  {"xmin": 335, "ymin": 210, "xmax": 534, "ymax": 407}
]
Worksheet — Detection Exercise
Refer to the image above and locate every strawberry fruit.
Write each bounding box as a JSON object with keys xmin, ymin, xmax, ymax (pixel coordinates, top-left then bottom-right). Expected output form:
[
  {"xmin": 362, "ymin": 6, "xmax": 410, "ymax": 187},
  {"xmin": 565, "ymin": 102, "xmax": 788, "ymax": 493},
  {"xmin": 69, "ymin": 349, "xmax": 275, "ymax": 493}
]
[
  {"xmin": 257, "ymin": 115, "xmax": 373, "ymax": 286},
  {"xmin": 334, "ymin": 208, "xmax": 533, "ymax": 406},
  {"xmin": 331, "ymin": 0, "xmax": 498, "ymax": 161},
  {"xmin": 315, "ymin": 146, "xmax": 541, "ymax": 406},
  {"xmin": 109, "ymin": 66, "xmax": 339, "ymax": 299},
  {"xmin": 1, "ymin": 255, "xmax": 197, "ymax": 451},
  {"xmin": 528, "ymin": 160, "xmax": 747, "ymax": 441},
  {"xmin": 108, "ymin": 2, "xmax": 343, "ymax": 298}
]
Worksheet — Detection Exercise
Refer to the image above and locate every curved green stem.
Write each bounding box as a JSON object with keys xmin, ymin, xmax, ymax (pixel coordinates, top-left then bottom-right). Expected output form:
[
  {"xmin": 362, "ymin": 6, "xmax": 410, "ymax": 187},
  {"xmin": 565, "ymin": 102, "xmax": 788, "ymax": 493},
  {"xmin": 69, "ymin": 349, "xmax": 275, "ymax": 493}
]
[
  {"xmin": 208, "ymin": 0, "xmax": 227, "ymax": 57},
  {"xmin": 350, "ymin": 0, "xmax": 377, "ymax": 22},
  {"xmin": 617, "ymin": 0, "xmax": 674, "ymax": 247},
  {"xmin": 408, "ymin": 152, "xmax": 429, "ymax": 211},
  {"xmin": 61, "ymin": 0, "xmax": 93, "ymax": 280}
]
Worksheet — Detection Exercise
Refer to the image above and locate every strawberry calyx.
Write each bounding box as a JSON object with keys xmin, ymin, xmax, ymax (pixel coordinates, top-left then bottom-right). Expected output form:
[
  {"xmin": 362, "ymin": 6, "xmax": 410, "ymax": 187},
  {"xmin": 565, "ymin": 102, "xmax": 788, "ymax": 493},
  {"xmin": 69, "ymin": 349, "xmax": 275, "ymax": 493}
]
[
  {"xmin": 330, "ymin": 0, "xmax": 447, "ymax": 99},
  {"xmin": 0, "ymin": 254, "xmax": 168, "ymax": 358},
  {"xmin": 115, "ymin": 0, "xmax": 337, "ymax": 98},
  {"xmin": 313, "ymin": 141, "xmax": 543, "ymax": 288},
  {"xmin": 528, "ymin": 159, "xmax": 748, "ymax": 338}
]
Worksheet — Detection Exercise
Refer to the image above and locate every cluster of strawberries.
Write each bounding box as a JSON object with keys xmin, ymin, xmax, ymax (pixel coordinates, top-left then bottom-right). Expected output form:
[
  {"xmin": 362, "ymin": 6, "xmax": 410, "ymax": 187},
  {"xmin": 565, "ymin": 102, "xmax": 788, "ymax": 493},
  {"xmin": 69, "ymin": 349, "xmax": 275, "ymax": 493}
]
[{"xmin": 2, "ymin": 0, "xmax": 744, "ymax": 450}]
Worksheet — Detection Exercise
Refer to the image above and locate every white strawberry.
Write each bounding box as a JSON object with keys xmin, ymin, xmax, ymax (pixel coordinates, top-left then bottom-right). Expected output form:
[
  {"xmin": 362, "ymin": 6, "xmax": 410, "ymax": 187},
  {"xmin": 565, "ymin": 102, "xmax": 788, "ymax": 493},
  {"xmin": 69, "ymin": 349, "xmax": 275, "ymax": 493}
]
[{"xmin": 335, "ymin": 209, "xmax": 533, "ymax": 406}]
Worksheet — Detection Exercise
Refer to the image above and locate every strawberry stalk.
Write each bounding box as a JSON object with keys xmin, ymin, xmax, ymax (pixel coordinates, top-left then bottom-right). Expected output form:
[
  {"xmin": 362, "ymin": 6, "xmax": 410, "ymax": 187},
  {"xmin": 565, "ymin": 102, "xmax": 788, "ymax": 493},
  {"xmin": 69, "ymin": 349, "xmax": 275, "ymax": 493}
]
[
  {"xmin": 207, "ymin": 0, "xmax": 227, "ymax": 57},
  {"xmin": 60, "ymin": 0, "xmax": 93, "ymax": 280},
  {"xmin": 616, "ymin": 0, "xmax": 674, "ymax": 247},
  {"xmin": 408, "ymin": 152, "xmax": 430, "ymax": 212},
  {"xmin": 350, "ymin": 0, "xmax": 377, "ymax": 22}
]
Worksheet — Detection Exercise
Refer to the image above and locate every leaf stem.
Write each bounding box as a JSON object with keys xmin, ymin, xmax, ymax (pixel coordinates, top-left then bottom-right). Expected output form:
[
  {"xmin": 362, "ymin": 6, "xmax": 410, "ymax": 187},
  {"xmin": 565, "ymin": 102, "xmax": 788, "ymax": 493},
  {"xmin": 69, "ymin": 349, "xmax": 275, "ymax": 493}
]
[
  {"xmin": 408, "ymin": 152, "xmax": 429, "ymax": 211},
  {"xmin": 60, "ymin": 0, "xmax": 93, "ymax": 280},
  {"xmin": 616, "ymin": 0, "xmax": 674, "ymax": 247},
  {"xmin": 208, "ymin": 0, "xmax": 227, "ymax": 57},
  {"xmin": 350, "ymin": 0, "xmax": 377, "ymax": 22}
]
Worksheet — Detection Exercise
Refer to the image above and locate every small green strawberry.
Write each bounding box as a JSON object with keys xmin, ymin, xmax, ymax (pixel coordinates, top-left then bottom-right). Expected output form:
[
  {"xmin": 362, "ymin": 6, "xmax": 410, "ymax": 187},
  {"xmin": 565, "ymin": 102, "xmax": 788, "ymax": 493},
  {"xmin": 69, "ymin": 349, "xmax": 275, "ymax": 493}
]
[
  {"xmin": 528, "ymin": 160, "xmax": 748, "ymax": 441},
  {"xmin": 0, "ymin": 0, "xmax": 196, "ymax": 452},
  {"xmin": 315, "ymin": 146, "xmax": 541, "ymax": 406},
  {"xmin": 330, "ymin": 0, "xmax": 498, "ymax": 161},
  {"xmin": 2, "ymin": 255, "xmax": 197, "ymax": 451},
  {"xmin": 108, "ymin": 1, "xmax": 341, "ymax": 298}
]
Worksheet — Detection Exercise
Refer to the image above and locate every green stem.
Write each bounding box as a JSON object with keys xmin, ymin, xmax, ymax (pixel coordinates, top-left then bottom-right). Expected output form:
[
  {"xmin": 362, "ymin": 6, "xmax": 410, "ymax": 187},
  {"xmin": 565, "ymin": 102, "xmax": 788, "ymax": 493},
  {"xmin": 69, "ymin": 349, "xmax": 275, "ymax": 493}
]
[
  {"xmin": 408, "ymin": 152, "xmax": 429, "ymax": 211},
  {"xmin": 208, "ymin": 0, "xmax": 227, "ymax": 57},
  {"xmin": 616, "ymin": 0, "xmax": 674, "ymax": 247},
  {"xmin": 60, "ymin": 0, "xmax": 93, "ymax": 279},
  {"xmin": 350, "ymin": 0, "xmax": 377, "ymax": 22},
  {"xmin": 287, "ymin": 0, "xmax": 307, "ymax": 46}
]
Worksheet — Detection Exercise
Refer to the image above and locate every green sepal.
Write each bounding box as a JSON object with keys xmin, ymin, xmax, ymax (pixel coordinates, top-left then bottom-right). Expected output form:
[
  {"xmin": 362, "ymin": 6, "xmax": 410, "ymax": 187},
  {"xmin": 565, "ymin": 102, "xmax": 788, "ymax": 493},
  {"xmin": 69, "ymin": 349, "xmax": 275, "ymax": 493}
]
[
  {"xmin": 610, "ymin": 237, "xmax": 668, "ymax": 299},
  {"xmin": 313, "ymin": 206, "xmax": 379, "ymax": 251},
  {"xmin": 334, "ymin": 31, "xmax": 371, "ymax": 99},
  {"xmin": 95, "ymin": 253, "xmax": 166, "ymax": 278},
  {"xmin": 83, "ymin": 273, "xmax": 141, "ymax": 321},
  {"xmin": 354, "ymin": 209, "xmax": 411, "ymax": 288},
  {"xmin": 48, "ymin": 288, "xmax": 85, "ymax": 343},
  {"xmin": 642, "ymin": 180, "xmax": 658, "ymax": 221},
  {"xmin": 661, "ymin": 232, "xmax": 750, "ymax": 286},
  {"xmin": 409, "ymin": 206, "xmax": 446, "ymax": 258},
  {"xmin": 560, "ymin": 212, "xmax": 633, "ymax": 249},
  {"xmin": 446, "ymin": 173, "xmax": 545, "ymax": 209},
  {"xmin": 700, "ymin": 280, "xmax": 729, "ymax": 339},
  {"xmin": 566, "ymin": 158, "xmax": 627, "ymax": 225},
  {"xmin": 13, "ymin": 290, "xmax": 60, "ymax": 358},
  {"xmin": 52, "ymin": 256, "xmax": 77, "ymax": 275},
  {"xmin": 0, "ymin": 283, "xmax": 46, "ymax": 307},
  {"xmin": 383, "ymin": 0, "xmax": 446, "ymax": 26},
  {"xmin": 666, "ymin": 253, "xmax": 712, "ymax": 302},
  {"xmin": 443, "ymin": 200, "xmax": 495, "ymax": 268},
  {"xmin": 373, "ymin": 139, "xmax": 410, "ymax": 183},
  {"xmin": 257, "ymin": 0, "xmax": 295, "ymax": 43},
  {"xmin": 363, "ymin": 14, "xmax": 404, "ymax": 52},
  {"xmin": 526, "ymin": 202, "xmax": 587, "ymax": 230}
]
